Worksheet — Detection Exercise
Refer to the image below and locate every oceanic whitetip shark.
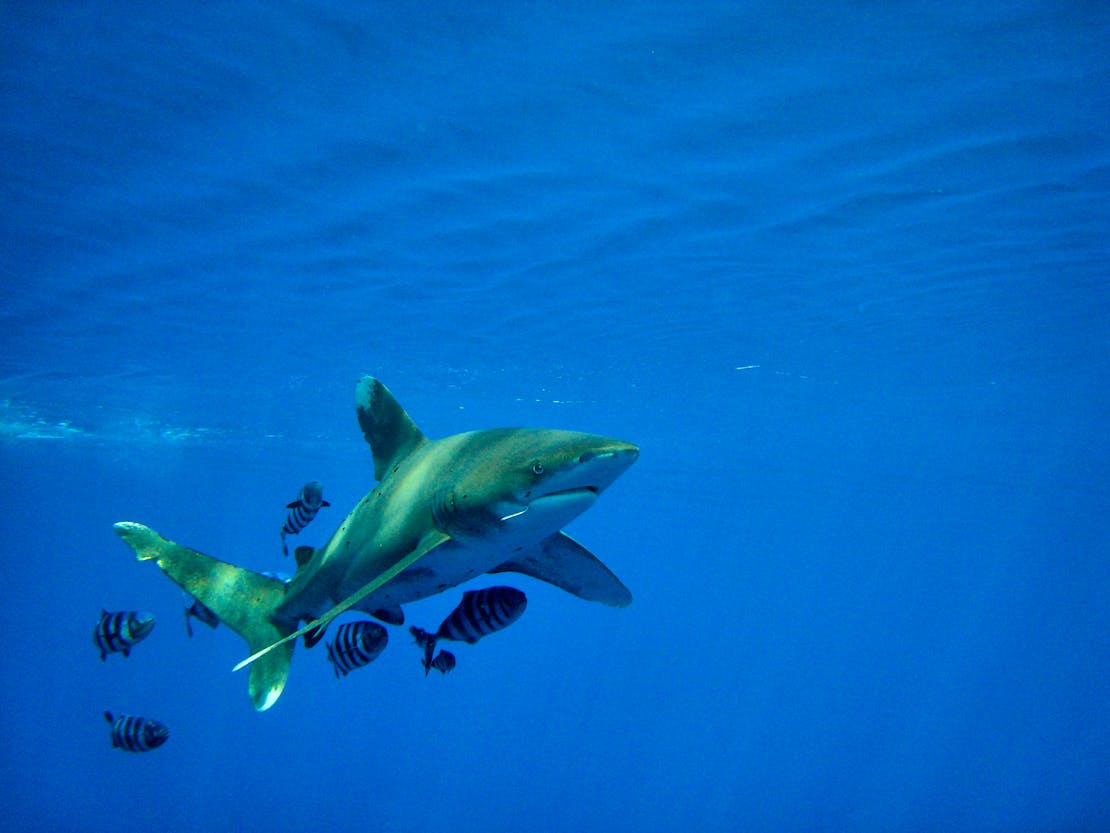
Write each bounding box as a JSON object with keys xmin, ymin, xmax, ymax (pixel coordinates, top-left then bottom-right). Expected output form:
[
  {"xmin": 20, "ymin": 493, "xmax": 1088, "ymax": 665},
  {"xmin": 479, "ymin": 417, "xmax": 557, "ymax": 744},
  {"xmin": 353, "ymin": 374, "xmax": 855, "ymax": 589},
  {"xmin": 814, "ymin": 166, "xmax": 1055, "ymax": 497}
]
[{"xmin": 114, "ymin": 376, "xmax": 638, "ymax": 710}]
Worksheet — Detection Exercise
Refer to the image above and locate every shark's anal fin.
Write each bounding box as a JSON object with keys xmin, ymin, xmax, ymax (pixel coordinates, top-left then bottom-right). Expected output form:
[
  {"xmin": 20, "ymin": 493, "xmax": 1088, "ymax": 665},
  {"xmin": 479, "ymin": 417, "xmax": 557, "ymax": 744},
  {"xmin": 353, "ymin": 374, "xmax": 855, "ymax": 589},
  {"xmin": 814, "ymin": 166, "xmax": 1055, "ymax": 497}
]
[
  {"xmin": 114, "ymin": 522, "xmax": 295, "ymax": 711},
  {"xmin": 490, "ymin": 532, "xmax": 632, "ymax": 607},
  {"xmin": 356, "ymin": 375, "xmax": 428, "ymax": 481},
  {"xmin": 233, "ymin": 529, "xmax": 451, "ymax": 672}
]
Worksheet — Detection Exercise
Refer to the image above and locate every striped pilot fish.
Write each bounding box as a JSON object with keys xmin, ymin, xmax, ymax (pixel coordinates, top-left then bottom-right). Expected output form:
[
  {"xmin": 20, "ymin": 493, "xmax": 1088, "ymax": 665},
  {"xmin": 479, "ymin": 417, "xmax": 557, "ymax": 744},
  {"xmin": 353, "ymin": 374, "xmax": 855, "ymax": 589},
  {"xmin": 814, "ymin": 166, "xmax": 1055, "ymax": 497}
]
[
  {"xmin": 94, "ymin": 610, "xmax": 155, "ymax": 661},
  {"xmin": 281, "ymin": 480, "xmax": 330, "ymax": 556},
  {"xmin": 429, "ymin": 650, "xmax": 456, "ymax": 675},
  {"xmin": 104, "ymin": 711, "xmax": 169, "ymax": 752},
  {"xmin": 325, "ymin": 621, "xmax": 389, "ymax": 678},
  {"xmin": 410, "ymin": 586, "xmax": 527, "ymax": 674}
]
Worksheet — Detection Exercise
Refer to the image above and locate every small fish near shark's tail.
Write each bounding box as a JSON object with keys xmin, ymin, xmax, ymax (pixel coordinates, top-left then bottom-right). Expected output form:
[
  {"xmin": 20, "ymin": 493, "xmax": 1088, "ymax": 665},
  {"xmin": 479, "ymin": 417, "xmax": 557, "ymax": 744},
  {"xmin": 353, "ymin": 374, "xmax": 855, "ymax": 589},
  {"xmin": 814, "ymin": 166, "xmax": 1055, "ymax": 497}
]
[{"xmin": 113, "ymin": 522, "xmax": 295, "ymax": 711}]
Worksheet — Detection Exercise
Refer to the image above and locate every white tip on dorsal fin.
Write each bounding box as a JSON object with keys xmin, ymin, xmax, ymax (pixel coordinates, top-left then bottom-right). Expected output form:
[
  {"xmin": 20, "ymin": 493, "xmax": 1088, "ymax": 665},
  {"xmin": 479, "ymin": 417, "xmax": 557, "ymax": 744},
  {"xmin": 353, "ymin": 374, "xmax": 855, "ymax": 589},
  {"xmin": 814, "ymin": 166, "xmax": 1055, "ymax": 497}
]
[{"xmin": 355, "ymin": 376, "xmax": 428, "ymax": 481}]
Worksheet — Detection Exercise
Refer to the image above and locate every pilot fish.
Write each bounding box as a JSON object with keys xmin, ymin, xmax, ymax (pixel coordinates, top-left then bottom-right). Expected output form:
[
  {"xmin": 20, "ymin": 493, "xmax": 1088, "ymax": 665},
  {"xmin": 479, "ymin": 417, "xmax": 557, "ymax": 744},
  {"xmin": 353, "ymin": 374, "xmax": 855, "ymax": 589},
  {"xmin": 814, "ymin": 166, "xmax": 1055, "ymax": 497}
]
[
  {"xmin": 325, "ymin": 621, "xmax": 389, "ymax": 678},
  {"xmin": 410, "ymin": 586, "xmax": 527, "ymax": 674},
  {"xmin": 281, "ymin": 480, "xmax": 330, "ymax": 556},
  {"xmin": 429, "ymin": 650, "xmax": 456, "ymax": 675},
  {"xmin": 94, "ymin": 610, "xmax": 155, "ymax": 661},
  {"xmin": 104, "ymin": 711, "xmax": 169, "ymax": 752}
]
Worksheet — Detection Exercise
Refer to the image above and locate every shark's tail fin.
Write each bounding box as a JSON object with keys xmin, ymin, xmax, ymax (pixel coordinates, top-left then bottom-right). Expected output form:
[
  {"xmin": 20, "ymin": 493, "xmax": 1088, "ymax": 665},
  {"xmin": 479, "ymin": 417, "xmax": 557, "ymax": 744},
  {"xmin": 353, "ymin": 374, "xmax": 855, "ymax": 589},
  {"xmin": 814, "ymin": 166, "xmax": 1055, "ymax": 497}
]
[{"xmin": 114, "ymin": 522, "xmax": 295, "ymax": 711}]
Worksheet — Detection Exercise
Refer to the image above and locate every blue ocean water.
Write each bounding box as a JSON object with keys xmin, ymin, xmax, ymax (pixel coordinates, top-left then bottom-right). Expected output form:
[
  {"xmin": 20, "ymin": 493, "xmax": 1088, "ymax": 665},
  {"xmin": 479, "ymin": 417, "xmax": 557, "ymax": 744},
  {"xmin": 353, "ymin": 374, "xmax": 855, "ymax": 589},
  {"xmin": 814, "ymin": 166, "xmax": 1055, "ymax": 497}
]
[{"xmin": 1, "ymin": 2, "xmax": 1107, "ymax": 831}]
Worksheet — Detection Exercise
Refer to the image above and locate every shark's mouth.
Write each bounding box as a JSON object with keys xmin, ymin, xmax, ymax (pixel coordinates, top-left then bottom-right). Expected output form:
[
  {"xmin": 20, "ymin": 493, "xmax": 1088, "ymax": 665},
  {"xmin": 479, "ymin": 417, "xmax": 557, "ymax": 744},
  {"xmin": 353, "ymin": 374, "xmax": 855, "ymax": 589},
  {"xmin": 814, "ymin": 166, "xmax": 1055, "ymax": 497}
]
[
  {"xmin": 525, "ymin": 486, "xmax": 599, "ymax": 513},
  {"xmin": 498, "ymin": 486, "xmax": 599, "ymax": 524},
  {"xmin": 539, "ymin": 486, "xmax": 599, "ymax": 498}
]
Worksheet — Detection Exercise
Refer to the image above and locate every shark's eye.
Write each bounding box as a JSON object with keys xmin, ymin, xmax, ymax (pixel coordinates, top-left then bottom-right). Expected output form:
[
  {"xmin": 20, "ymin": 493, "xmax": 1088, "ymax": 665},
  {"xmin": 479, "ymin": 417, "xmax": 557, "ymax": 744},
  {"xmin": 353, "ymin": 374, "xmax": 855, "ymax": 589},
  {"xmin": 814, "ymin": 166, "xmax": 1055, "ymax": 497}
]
[{"xmin": 531, "ymin": 463, "xmax": 544, "ymax": 475}]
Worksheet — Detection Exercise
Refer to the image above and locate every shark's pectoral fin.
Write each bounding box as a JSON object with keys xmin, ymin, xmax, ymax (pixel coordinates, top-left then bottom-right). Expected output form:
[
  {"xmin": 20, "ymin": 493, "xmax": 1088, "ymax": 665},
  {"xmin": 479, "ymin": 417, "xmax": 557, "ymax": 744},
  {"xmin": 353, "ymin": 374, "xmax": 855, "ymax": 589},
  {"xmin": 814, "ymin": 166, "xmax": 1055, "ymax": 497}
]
[
  {"xmin": 490, "ymin": 532, "xmax": 632, "ymax": 607},
  {"xmin": 233, "ymin": 529, "xmax": 452, "ymax": 672}
]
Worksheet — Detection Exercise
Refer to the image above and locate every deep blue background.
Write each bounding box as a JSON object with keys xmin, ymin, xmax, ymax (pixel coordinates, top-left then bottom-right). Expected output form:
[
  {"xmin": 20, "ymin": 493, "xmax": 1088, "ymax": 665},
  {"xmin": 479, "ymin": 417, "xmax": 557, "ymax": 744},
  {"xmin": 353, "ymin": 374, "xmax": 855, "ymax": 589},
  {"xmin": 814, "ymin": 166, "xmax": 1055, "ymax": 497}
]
[{"xmin": 1, "ymin": 3, "xmax": 1107, "ymax": 831}]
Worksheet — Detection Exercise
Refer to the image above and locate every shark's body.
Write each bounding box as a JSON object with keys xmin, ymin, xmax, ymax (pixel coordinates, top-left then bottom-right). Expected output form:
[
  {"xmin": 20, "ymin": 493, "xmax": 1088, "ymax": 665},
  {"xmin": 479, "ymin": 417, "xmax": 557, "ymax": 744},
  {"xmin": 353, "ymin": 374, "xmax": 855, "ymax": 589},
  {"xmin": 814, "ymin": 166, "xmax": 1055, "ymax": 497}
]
[{"xmin": 114, "ymin": 376, "xmax": 638, "ymax": 710}]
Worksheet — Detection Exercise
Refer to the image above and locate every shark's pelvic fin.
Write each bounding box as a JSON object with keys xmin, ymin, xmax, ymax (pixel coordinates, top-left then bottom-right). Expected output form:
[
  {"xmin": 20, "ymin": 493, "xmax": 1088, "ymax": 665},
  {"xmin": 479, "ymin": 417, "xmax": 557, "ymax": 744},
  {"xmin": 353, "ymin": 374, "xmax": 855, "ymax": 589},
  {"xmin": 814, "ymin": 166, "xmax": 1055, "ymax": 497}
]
[
  {"xmin": 490, "ymin": 532, "xmax": 633, "ymax": 607},
  {"xmin": 371, "ymin": 605, "xmax": 405, "ymax": 625},
  {"xmin": 233, "ymin": 528, "xmax": 452, "ymax": 672},
  {"xmin": 113, "ymin": 522, "xmax": 295, "ymax": 711},
  {"xmin": 355, "ymin": 375, "xmax": 428, "ymax": 481}
]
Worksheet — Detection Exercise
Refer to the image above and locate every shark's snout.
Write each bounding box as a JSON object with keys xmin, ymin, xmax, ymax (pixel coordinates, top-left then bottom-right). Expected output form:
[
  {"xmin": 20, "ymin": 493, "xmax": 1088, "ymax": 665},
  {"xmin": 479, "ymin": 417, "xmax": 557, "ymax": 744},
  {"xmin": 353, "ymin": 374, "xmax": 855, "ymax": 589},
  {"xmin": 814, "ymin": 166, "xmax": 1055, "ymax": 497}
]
[
  {"xmin": 573, "ymin": 441, "xmax": 639, "ymax": 492},
  {"xmin": 515, "ymin": 440, "xmax": 637, "ymax": 513},
  {"xmin": 579, "ymin": 443, "xmax": 639, "ymax": 466}
]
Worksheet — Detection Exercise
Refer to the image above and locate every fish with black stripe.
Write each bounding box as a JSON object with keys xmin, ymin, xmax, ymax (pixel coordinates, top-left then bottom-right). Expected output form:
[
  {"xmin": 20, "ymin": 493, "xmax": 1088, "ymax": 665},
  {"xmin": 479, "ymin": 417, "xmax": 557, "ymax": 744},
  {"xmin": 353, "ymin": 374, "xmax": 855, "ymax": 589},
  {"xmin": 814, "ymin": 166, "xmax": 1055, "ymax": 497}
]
[
  {"xmin": 94, "ymin": 610, "xmax": 155, "ymax": 661},
  {"xmin": 325, "ymin": 620, "xmax": 389, "ymax": 678},
  {"xmin": 281, "ymin": 481, "xmax": 330, "ymax": 556},
  {"xmin": 104, "ymin": 711, "xmax": 169, "ymax": 752},
  {"xmin": 429, "ymin": 650, "xmax": 456, "ymax": 675},
  {"xmin": 410, "ymin": 586, "xmax": 527, "ymax": 675}
]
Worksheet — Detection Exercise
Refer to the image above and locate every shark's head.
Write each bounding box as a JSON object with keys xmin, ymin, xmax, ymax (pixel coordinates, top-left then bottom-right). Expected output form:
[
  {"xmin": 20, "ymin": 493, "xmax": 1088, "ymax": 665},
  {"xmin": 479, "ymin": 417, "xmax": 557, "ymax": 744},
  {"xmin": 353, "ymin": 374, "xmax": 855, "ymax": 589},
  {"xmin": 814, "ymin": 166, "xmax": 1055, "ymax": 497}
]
[{"xmin": 433, "ymin": 428, "xmax": 639, "ymax": 545}]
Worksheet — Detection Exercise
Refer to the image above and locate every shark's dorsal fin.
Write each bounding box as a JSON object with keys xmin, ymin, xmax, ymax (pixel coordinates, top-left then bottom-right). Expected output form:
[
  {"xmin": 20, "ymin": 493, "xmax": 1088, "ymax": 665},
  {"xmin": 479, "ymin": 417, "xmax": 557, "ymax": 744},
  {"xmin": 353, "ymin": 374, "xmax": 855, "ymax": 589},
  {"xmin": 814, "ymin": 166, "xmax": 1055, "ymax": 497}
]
[
  {"xmin": 355, "ymin": 376, "xmax": 428, "ymax": 481},
  {"xmin": 233, "ymin": 529, "xmax": 451, "ymax": 673}
]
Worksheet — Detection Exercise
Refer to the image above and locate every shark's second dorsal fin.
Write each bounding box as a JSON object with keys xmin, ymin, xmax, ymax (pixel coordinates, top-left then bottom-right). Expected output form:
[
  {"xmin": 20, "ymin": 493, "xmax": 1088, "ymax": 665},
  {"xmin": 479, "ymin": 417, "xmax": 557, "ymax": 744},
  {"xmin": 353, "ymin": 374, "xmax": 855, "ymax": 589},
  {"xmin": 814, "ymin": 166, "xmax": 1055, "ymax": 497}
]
[
  {"xmin": 293, "ymin": 546, "xmax": 315, "ymax": 569},
  {"xmin": 355, "ymin": 376, "xmax": 428, "ymax": 481}
]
